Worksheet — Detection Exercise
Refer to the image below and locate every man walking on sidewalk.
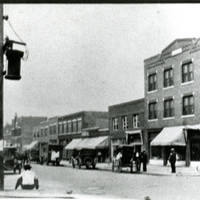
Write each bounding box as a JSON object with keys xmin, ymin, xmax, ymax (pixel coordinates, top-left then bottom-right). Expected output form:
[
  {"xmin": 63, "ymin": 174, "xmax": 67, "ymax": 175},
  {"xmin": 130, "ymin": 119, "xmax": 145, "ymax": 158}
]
[{"xmin": 168, "ymin": 148, "xmax": 176, "ymax": 173}]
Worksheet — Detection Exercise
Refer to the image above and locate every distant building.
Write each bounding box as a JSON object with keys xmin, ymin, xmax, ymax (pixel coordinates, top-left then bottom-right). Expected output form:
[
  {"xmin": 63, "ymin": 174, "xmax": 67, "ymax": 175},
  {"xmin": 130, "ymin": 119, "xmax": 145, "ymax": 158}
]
[
  {"xmin": 58, "ymin": 111, "xmax": 109, "ymax": 160},
  {"xmin": 32, "ymin": 116, "xmax": 59, "ymax": 162},
  {"xmin": 109, "ymin": 98, "xmax": 145, "ymax": 159},
  {"xmin": 144, "ymin": 38, "xmax": 200, "ymax": 166},
  {"xmin": 6, "ymin": 114, "xmax": 47, "ymax": 150},
  {"xmin": 4, "ymin": 123, "xmax": 13, "ymax": 146}
]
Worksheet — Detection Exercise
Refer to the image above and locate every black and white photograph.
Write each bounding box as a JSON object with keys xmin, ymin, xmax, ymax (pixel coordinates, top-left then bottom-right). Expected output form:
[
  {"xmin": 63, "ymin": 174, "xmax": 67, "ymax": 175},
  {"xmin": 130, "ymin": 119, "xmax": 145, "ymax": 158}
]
[{"xmin": 1, "ymin": 3, "xmax": 200, "ymax": 200}]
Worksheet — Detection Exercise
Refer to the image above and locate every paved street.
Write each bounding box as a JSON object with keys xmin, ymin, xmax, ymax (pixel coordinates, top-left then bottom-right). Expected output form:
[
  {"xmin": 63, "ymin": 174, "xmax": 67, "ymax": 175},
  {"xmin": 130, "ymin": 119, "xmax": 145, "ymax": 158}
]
[{"xmin": 4, "ymin": 164, "xmax": 200, "ymax": 200}]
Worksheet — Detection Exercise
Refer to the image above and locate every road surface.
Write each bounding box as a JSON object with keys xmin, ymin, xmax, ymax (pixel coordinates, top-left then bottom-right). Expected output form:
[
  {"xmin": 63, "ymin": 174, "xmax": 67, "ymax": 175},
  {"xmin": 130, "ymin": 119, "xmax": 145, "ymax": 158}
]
[{"xmin": 21, "ymin": 163, "xmax": 200, "ymax": 200}]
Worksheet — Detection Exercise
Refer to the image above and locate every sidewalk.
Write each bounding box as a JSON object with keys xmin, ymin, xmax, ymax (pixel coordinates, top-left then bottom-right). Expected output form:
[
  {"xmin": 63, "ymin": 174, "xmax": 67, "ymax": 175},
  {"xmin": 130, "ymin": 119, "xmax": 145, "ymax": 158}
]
[{"xmin": 60, "ymin": 160, "xmax": 200, "ymax": 176}]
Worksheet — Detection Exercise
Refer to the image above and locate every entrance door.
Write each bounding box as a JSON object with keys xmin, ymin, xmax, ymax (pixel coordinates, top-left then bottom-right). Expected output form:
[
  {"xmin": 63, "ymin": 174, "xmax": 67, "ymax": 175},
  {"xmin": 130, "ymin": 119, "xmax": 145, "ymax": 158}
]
[{"xmin": 191, "ymin": 139, "xmax": 200, "ymax": 161}]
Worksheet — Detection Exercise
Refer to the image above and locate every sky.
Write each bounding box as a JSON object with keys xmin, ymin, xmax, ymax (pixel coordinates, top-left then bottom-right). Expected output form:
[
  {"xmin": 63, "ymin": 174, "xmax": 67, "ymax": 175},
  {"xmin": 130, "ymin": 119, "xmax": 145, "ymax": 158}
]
[{"xmin": 3, "ymin": 4, "xmax": 200, "ymax": 124}]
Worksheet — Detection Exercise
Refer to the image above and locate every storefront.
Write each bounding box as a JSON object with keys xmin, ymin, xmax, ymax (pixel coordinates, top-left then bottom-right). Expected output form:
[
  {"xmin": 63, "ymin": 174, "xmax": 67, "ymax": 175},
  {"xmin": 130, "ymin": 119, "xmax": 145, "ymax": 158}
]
[
  {"xmin": 125, "ymin": 130, "xmax": 143, "ymax": 152},
  {"xmin": 150, "ymin": 125, "xmax": 200, "ymax": 166},
  {"xmin": 65, "ymin": 136, "xmax": 109, "ymax": 162}
]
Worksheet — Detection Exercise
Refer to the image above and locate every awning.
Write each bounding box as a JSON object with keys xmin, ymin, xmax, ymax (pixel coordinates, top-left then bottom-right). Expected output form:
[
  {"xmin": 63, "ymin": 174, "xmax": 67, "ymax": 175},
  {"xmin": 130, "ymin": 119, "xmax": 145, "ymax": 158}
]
[
  {"xmin": 77, "ymin": 136, "xmax": 108, "ymax": 150},
  {"xmin": 65, "ymin": 139, "xmax": 82, "ymax": 150},
  {"xmin": 185, "ymin": 124, "xmax": 200, "ymax": 130},
  {"xmin": 24, "ymin": 140, "xmax": 39, "ymax": 150},
  {"xmin": 65, "ymin": 136, "xmax": 109, "ymax": 150},
  {"xmin": 151, "ymin": 126, "xmax": 186, "ymax": 146}
]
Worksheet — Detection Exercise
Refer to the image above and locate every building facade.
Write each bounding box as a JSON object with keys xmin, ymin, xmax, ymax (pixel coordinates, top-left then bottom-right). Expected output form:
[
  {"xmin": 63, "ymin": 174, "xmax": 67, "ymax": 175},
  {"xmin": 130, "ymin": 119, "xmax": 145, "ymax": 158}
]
[
  {"xmin": 109, "ymin": 98, "xmax": 145, "ymax": 159},
  {"xmin": 32, "ymin": 116, "xmax": 59, "ymax": 161},
  {"xmin": 5, "ymin": 114, "xmax": 47, "ymax": 150},
  {"xmin": 144, "ymin": 38, "xmax": 200, "ymax": 166},
  {"xmin": 57, "ymin": 111, "xmax": 108, "ymax": 159}
]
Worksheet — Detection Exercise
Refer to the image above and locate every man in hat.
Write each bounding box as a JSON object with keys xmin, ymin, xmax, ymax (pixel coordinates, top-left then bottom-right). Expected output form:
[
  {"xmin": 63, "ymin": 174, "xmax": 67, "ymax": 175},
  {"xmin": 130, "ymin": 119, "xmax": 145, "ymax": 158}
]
[
  {"xmin": 15, "ymin": 164, "xmax": 39, "ymax": 190},
  {"xmin": 168, "ymin": 148, "xmax": 177, "ymax": 173}
]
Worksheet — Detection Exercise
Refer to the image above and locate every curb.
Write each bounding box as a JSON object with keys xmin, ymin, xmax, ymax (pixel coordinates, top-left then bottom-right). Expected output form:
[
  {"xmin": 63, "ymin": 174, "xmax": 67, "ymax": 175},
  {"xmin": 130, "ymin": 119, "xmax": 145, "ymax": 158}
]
[{"xmin": 61, "ymin": 162, "xmax": 200, "ymax": 176}]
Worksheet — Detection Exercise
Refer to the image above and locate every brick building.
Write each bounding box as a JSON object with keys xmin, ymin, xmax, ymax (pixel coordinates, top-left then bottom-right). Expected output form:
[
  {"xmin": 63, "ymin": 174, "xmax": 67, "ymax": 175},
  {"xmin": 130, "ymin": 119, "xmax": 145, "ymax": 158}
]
[
  {"xmin": 7, "ymin": 114, "xmax": 47, "ymax": 150},
  {"xmin": 58, "ymin": 111, "xmax": 109, "ymax": 160},
  {"xmin": 32, "ymin": 116, "xmax": 59, "ymax": 161},
  {"xmin": 109, "ymin": 98, "xmax": 145, "ymax": 159},
  {"xmin": 144, "ymin": 38, "xmax": 200, "ymax": 166}
]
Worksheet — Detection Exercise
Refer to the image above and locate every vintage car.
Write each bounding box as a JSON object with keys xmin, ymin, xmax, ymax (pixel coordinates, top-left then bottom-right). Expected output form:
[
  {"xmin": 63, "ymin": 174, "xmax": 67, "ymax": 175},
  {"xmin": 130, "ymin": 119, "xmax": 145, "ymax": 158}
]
[
  {"xmin": 112, "ymin": 144, "xmax": 135, "ymax": 173},
  {"xmin": 72, "ymin": 149, "xmax": 98, "ymax": 169},
  {"xmin": 3, "ymin": 146, "xmax": 22, "ymax": 174}
]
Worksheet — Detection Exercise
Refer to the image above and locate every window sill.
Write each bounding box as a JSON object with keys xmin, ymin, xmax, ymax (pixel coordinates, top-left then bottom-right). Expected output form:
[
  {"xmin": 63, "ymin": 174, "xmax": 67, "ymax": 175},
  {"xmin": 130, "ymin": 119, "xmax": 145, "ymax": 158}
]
[
  {"xmin": 181, "ymin": 114, "xmax": 195, "ymax": 118},
  {"xmin": 181, "ymin": 81, "xmax": 194, "ymax": 86},
  {"xmin": 163, "ymin": 85, "xmax": 174, "ymax": 90},
  {"xmin": 147, "ymin": 90, "xmax": 158, "ymax": 94},
  {"xmin": 163, "ymin": 117, "xmax": 175, "ymax": 120},
  {"xmin": 148, "ymin": 119, "xmax": 158, "ymax": 122}
]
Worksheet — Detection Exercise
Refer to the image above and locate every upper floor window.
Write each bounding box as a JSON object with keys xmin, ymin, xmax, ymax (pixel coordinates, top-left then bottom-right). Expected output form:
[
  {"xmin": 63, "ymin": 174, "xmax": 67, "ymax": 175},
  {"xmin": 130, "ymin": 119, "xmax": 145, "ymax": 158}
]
[
  {"xmin": 64, "ymin": 122, "xmax": 67, "ymax": 133},
  {"xmin": 182, "ymin": 61, "xmax": 193, "ymax": 83},
  {"xmin": 72, "ymin": 119, "xmax": 77, "ymax": 132},
  {"xmin": 44, "ymin": 128, "xmax": 48, "ymax": 136},
  {"xmin": 61, "ymin": 123, "xmax": 65, "ymax": 133},
  {"xmin": 68, "ymin": 120, "xmax": 72, "ymax": 133},
  {"xmin": 183, "ymin": 95, "xmax": 194, "ymax": 115},
  {"xmin": 112, "ymin": 118, "xmax": 118, "ymax": 131},
  {"xmin": 148, "ymin": 73, "xmax": 157, "ymax": 91},
  {"xmin": 149, "ymin": 102, "xmax": 157, "ymax": 120},
  {"xmin": 77, "ymin": 118, "xmax": 82, "ymax": 132},
  {"xmin": 164, "ymin": 98, "xmax": 174, "ymax": 118},
  {"xmin": 58, "ymin": 123, "xmax": 62, "ymax": 134},
  {"xmin": 164, "ymin": 68, "xmax": 173, "ymax": 87},
  {"xmin": 133, "ymin": 114, "xmax": 140, "ymax": 128},
  {"xmin": 122, "ymin": 116, "xmax": 128, "ymax": 130}
]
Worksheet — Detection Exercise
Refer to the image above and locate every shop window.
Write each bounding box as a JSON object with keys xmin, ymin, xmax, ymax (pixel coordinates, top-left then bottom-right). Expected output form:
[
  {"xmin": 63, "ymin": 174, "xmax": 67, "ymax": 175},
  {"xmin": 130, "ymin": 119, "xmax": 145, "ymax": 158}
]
[
  {"xmin": 164, "ymin": 68, "xmax": 173, "ymax": 87},
  {"xmin": 151, "ymin": 146, "xmax": 162, "ymax": 159},
  {"xmin": 182, "ymin": 61, "xmax": 193, "ymax": 83},
  {"xmin": 182, "ymin": 95, "xmax": 194, "ymax": 115}
]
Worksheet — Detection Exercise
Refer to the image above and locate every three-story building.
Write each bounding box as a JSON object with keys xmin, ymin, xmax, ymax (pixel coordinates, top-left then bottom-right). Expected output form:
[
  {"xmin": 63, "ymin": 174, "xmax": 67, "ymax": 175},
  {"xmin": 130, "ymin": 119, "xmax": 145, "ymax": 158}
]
[{"xmin": 144, "ymin": 38, "xmax": 200, "ymax": 166}]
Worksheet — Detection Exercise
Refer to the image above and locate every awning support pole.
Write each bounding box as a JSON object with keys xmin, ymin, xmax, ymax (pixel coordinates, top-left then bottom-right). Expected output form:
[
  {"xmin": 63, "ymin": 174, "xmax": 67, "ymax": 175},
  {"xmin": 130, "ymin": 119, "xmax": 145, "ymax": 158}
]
[{"xmin": 185, "ymin": 130, "xmax": 190, "ymax": 167}]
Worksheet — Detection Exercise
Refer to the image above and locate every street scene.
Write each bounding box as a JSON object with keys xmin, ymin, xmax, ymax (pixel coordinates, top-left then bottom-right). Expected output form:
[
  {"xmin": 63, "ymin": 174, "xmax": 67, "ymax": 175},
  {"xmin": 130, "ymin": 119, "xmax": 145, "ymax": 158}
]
[
  {"xmin": 1, "ymin": 3, "xmax": 200, "ymax": 200},
  {"xmin": 3, "ymin": 163, "xmax": 200, "ymax": 200}
]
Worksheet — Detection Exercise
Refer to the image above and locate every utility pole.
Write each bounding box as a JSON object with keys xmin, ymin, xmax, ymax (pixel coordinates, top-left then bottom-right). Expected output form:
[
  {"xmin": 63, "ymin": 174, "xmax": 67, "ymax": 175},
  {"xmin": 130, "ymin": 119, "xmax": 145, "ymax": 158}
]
[{"xmin": 0, "ymin": 4, "xmax": 4, "ymax": 191}]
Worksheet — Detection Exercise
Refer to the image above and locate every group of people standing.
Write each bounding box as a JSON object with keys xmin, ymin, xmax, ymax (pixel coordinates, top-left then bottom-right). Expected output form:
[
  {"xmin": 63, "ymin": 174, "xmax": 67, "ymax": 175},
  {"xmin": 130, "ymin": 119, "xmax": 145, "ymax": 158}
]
[
  {"xmin": 133, "ymin": 150, "xmax": 148, "ymax": 172},
  {"xmin": 115, "ymin": 149, "xmax": 148, "ymax": 172}
]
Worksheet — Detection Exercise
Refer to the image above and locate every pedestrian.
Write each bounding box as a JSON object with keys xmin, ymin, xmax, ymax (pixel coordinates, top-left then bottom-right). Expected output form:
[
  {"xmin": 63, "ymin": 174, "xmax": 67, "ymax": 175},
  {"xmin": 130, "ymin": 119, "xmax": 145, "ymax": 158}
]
[
  {"xmin": 15, "ymin": 164, "xmax": 39, "ymax": 190},
  {"xmin": 141, "ymin": 150, "xmax": 148, "ymax": 172},
  {"xmin": 135, "ymin": 151, "xmax": 141, "ymax": 172},
  {"xmin": 168, "ymin": 148, "xmax": 176, "ymax": 173},
  {"xmin": 116, "ymin": 150, "xmax": 122, "ymax": 172}
]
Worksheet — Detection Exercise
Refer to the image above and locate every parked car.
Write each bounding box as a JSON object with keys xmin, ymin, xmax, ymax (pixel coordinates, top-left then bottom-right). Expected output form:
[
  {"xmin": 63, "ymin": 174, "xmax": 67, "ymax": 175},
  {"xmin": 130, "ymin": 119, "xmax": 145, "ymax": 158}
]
[
  {"xmin": 72, "ymin": 149, "xmax": 98, "ymax": 169},
  {"xmin": 112, "ymin": 144, "xmax": 135, "ymax": 173},
  {"xmin": 3, "ymin": 146, "xmax": 22, "ymax": 174}
]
